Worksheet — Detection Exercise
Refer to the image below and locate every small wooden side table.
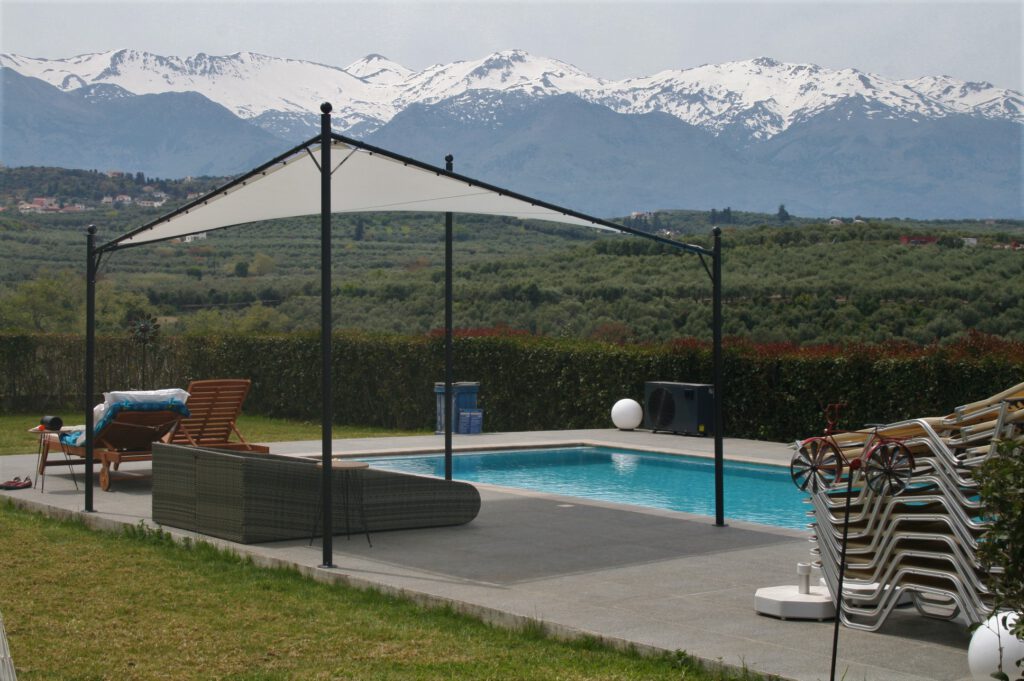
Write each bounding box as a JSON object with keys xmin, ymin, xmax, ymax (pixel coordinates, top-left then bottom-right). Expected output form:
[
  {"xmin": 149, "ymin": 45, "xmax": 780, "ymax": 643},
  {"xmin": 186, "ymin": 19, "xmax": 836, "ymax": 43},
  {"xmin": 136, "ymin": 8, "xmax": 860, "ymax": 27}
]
[{"xmin": 30, "ymin": 426, "xmax": 80, "ymax": 492}]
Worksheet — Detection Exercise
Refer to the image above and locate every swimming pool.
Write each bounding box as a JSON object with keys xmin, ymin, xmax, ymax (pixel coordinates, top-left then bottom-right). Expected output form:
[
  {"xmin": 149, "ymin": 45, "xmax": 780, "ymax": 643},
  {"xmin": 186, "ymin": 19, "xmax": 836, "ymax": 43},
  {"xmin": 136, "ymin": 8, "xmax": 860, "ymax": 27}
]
[{"xmin": 358, "ymin": 446, "xmax": 808, "ymax": 530}]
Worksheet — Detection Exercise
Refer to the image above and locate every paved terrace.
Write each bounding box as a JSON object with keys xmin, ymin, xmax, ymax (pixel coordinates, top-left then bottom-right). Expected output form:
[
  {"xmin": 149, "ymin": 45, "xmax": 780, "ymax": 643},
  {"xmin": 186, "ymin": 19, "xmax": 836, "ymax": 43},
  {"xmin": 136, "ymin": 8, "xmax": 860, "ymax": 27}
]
[{"xmin": 1, "ymin": 429, "xmax": 971, "ymax": 681}]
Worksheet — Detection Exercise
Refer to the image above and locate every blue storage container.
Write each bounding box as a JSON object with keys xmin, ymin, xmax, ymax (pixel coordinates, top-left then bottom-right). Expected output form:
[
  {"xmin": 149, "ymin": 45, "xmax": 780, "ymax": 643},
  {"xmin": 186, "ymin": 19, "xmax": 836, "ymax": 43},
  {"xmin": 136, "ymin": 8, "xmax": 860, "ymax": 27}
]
[
  {"xmin": 457, "ymin": 409, "xmax": 483, "ymax": 435},
  {"xmin": 434, "ymin": 382, "xmax": 480, "ymax": 433}
]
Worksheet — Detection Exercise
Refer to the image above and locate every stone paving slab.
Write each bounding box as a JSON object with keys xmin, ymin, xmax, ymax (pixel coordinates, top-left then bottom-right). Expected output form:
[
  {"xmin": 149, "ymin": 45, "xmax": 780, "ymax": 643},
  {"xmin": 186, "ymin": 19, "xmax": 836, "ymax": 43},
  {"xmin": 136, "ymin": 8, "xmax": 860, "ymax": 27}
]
[{"xmin": 0, "ymin": 430, "xmax": 973, "ymax": 681}]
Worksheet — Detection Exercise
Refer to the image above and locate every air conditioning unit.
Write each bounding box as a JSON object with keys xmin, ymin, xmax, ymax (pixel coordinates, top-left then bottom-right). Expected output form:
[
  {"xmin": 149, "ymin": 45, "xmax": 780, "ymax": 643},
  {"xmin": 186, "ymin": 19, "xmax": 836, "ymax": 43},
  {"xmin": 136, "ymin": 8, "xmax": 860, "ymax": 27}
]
[{"xmin": 643, "ymin": 381, "xmax": 714, "ymax": 436}]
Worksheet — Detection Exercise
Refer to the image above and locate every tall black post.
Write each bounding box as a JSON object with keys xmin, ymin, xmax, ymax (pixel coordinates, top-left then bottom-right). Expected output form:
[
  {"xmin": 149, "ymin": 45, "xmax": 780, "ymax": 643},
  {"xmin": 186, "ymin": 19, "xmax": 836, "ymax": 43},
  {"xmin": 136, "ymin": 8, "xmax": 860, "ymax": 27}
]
[
  {"xmin": 319, "ymin": 103, "xmax": 335, "ymax": 568},
  {"xmin": 712, "ymin": 226, "xmax": 725, "ymax": 527},
  {"xmin": 444, "ymin": 154, "xmax": 454, "ymax": 481},
  {"xmin": 84, "ymin": 225, "xmax": 97, "ymax": 512}
]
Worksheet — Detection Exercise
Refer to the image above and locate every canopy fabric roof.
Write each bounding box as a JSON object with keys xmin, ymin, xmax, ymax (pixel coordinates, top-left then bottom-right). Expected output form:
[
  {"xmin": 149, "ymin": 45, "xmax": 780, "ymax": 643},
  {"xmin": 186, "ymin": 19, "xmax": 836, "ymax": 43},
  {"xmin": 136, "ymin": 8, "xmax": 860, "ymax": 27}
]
[{"xmin": 104, "ymin": 134, "xmax": 638, "ymax": 252}]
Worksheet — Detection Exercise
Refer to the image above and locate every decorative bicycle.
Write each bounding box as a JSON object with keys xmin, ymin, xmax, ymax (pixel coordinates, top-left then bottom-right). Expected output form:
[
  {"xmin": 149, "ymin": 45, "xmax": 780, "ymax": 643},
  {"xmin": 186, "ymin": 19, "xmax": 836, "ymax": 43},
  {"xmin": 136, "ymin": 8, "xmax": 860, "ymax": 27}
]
[{"xmin": 790, "ymin": 403, "xmax": 915, "ymax": 496}]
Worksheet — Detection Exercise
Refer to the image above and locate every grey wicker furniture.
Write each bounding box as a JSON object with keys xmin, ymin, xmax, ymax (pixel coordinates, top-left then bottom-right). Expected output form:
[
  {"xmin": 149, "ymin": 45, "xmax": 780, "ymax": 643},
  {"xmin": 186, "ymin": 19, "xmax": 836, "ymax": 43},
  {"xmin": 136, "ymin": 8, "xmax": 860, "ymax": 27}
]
[{"xmin": 152, "ymin": 443, "xmax": 481, "ymax": 544}]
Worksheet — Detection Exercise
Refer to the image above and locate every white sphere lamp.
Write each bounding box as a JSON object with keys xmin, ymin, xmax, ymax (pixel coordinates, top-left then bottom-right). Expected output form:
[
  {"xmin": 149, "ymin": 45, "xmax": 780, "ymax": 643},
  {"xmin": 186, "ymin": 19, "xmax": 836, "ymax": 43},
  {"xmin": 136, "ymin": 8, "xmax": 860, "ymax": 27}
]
[
  {"xmin": 968, "ymin": 612, "xmax": 1024, "ymax": 681},
  {"xmin": 611, "ymin": 398, "xmax": 643, "ymax": 430}
]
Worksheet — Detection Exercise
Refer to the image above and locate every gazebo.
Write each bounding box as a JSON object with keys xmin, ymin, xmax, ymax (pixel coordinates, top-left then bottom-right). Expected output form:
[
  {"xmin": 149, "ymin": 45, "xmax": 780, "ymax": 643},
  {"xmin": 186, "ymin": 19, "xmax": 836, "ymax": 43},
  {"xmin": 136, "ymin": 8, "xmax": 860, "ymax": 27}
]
[{"xmin": 81, "ymin": 103, "xmax": 725, "ymax": 565}]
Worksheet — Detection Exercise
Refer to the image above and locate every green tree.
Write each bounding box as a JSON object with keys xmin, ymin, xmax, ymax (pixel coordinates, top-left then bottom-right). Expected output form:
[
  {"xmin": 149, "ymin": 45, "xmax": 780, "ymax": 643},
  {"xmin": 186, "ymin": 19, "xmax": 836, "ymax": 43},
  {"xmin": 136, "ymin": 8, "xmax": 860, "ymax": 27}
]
[
  {"xmin": 777, "ymin": 204, "xmax": 791, "ymax": 223},
  {"xmin": 252, "ymin": 253, "xmax": 275, "ymax": 276},
  {"xmin": 235, "ymin": 303, "xmax": 291, "ymax": 334},
  {"xmin": 976, "ymin": 439, "xmax": 1024, "ymax": 641},
  {"xmin": 234, "ymin": 261, "xmax": 249, "ymax": 277},
  {"xmin": 0, "ymin": 274, "xmax": 80, "ymax": 332}
]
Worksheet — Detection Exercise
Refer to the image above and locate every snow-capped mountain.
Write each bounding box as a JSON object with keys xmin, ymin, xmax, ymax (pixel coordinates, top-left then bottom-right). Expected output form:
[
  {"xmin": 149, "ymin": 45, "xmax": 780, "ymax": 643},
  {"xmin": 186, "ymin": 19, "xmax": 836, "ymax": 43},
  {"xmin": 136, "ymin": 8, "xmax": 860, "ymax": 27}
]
[
  {"xmin": 3, "ymin": 48, "xmax": 1019, "ymax": 141},
  {"xmin": 2, "ymin": 48, "xmax": 1021, "ymax": 218},
  {"xmin": 0, "ymin": 49, "xmax": 398, "ymax": 132},
  {"xmin": 344, "ymin": 54, "xmax": 412, "ymax": 86},
  {"xmin": 581, "ymin": 57, "xmax": 1020, "ymax": 140}
]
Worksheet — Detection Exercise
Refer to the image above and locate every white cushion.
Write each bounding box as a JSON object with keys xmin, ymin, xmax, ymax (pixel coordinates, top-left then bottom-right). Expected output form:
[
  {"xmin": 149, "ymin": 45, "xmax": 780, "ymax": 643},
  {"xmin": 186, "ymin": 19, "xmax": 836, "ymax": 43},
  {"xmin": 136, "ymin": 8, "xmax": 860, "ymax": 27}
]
[{"xmin": 103, "ymin": 388, "xmax": 190, "ymax": 406}]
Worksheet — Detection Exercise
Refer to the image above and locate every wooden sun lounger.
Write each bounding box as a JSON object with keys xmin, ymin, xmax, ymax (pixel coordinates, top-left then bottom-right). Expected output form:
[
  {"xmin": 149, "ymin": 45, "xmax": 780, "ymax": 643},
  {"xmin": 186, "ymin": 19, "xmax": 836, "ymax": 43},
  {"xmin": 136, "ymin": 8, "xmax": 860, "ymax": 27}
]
[
  {"xmin": 169, "ymin": 379, "xmax": 269, "ymax": 453},
  {"xmin": 62, "ymin": 409, "xmax": 184, "ymax": 491}
]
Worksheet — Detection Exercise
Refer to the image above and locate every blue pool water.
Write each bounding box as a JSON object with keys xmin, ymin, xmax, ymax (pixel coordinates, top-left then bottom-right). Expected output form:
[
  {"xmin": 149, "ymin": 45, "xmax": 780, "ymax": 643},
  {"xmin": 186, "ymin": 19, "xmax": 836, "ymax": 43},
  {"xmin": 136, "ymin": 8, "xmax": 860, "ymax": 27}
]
[{"xmin": 359, "ymin": 446, "xmax": 808, "ymax": 530}]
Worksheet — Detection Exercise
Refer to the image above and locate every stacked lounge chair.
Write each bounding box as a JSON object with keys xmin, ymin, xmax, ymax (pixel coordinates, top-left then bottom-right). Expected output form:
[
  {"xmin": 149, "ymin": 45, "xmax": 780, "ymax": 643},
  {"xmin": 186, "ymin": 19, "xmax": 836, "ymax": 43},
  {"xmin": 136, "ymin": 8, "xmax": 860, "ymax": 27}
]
[{"xmin": 797, "ymin": 383, "xmax": 1024, "ymax": 631}]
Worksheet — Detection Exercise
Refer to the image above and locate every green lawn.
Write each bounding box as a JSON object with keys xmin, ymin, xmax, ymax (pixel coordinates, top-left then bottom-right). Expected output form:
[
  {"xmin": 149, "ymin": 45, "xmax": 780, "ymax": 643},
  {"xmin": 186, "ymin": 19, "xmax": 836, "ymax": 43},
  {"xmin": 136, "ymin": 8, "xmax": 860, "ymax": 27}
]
[
  {"xmin": 0, "ymin": 503, "xmax": 767, "ymax": 680},
  {"xmin": 0, "ymin": 412, "xmax": 429, "ymax": 456}
]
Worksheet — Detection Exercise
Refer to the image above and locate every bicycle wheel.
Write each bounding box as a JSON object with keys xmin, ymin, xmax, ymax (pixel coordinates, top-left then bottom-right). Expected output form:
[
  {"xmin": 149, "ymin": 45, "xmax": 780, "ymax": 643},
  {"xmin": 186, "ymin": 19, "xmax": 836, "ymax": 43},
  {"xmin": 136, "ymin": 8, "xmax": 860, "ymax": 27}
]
[
  {"xmin": 864, "ymin": 441, "xmax": 914, "ymax": 496},
  {"xmin": 790, "ymin": 438, "xmax": 841, "ymax": 493}
]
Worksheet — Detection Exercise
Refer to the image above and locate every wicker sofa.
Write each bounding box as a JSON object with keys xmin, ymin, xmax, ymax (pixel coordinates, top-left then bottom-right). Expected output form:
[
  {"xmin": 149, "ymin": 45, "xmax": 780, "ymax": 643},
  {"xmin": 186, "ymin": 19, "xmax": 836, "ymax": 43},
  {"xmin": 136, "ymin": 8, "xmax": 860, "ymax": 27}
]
[{"xmin": 152, "ymin": 443, "xmax": 481, "ymax": 544}]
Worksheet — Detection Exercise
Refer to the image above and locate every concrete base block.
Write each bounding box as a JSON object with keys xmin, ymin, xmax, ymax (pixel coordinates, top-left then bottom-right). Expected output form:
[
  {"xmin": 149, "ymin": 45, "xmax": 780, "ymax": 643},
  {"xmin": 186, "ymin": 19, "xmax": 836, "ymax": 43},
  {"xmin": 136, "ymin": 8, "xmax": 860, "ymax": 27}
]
[{"xmin": 754, "ymin": 585, "xmax": 836, "ymax": 621}]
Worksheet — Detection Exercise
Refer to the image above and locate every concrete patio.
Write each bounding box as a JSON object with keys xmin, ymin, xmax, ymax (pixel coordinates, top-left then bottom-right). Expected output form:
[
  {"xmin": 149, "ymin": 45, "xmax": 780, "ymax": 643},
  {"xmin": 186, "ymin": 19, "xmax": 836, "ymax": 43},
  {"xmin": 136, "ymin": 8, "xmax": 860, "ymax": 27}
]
[{"xmin": 0, "ymin": 429, "xmax": 973, "ymax": 680}]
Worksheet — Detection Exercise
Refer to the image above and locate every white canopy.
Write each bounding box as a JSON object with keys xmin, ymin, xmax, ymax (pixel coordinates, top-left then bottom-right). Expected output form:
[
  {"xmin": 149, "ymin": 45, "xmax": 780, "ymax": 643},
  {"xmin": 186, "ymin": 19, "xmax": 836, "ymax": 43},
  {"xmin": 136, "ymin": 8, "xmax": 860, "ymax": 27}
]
[
  {"xmin": 82, "ymin": 125, "xmax": 722, "ymax": 533},
  {"xmin": 106, "ymin": 135, "xmax": 636, "ymax": 251}
]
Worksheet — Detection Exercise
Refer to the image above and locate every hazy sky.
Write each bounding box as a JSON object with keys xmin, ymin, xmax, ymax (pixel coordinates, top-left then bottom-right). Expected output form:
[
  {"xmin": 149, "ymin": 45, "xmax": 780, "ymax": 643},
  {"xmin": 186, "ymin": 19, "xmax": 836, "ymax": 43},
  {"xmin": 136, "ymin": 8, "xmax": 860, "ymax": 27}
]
[{"xmin": 1, "ymin": 0, "xmax": 1021, "ymax": 88}]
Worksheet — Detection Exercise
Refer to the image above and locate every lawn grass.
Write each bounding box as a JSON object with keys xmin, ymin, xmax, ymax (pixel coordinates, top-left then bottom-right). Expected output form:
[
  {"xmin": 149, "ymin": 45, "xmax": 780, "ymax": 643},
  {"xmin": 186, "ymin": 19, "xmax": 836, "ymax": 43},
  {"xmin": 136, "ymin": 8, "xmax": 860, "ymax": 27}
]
[
  {"xmin": 0, "ymin": 502, "xmax": 767, "ymax": 680},
  {"xmin": 0, "ymin": 412, "xmax": 430, "ymax": 456}
]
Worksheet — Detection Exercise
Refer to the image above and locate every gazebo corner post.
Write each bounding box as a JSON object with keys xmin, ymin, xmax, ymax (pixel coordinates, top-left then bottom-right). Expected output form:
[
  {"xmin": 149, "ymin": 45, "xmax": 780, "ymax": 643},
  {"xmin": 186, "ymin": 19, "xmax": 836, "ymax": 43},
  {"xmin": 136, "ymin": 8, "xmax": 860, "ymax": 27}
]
[
  {"xmin": 84, "ymin": 225, "xmax": 97, "ymax": 512},
  {"xmin": 712, "ymin": 226, "xmax": 725, "ymax": 527},
  {"xmin": 444, "ymin": 154, "xmax": 454, "ymax": 481},
  {"xmin": 319, "ymin": 102, "xmax": 335, "ymax": 568}
]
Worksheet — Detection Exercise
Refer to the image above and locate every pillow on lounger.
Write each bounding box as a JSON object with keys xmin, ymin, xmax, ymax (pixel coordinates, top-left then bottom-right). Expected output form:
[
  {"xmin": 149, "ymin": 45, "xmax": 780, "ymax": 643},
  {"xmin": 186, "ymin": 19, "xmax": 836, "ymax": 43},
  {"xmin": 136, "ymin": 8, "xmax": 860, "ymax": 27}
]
[{"xmin": 104, "ymin": 388, "xmax": 190, "ymax": 406}]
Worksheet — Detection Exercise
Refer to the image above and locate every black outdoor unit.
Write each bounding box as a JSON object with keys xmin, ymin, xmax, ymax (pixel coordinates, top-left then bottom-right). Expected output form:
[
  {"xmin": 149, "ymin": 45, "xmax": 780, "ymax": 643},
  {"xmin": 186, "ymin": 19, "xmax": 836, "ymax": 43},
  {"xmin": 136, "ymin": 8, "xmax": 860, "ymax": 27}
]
[{"xmin": 644, "ymin": 381, "xmax": 714, "ymax": 436}]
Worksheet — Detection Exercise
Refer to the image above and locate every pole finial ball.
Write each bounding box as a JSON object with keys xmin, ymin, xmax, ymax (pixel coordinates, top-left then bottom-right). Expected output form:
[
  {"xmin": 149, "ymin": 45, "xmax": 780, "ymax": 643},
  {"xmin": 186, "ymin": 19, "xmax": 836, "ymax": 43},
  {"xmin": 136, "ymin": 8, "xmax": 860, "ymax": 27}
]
[
  {"xmin": 712, "ymin": 226, "xmax": 722, "ymax": 236},
  {"xmin": 445, "ymin": 154, "xmax": 454, "ymax": 163},
  {"xmin": 320, "ymin": 102, "xmax": 333, "ymax": 114},
  {"xmin": 87, "ymin": 225, "xmax": 97, "ymax": 235}
]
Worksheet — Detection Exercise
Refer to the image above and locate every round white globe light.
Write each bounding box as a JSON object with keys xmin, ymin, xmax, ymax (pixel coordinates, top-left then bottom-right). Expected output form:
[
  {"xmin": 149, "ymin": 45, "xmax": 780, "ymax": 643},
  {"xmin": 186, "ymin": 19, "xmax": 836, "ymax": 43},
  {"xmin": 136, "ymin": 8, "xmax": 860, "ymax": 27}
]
[
  {"xmin": 611, "ymin": 398, "xmax": 643, "ymax": 430},
  {"xmin": 968, "ymin": 612, "xmax": 1024, "ymax": 681}
]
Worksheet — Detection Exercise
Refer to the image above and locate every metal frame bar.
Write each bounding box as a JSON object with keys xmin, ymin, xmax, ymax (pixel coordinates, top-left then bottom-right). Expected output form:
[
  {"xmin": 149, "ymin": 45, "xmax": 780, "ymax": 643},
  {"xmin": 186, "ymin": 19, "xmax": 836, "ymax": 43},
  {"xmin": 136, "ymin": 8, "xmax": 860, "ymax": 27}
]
[
  {"xmin": 84, "ymin": 225, "xmax": 97, "ymax": 512},
  {"xmin": 319, "ymin": 103, "xmax": 335, "ymax": 567},
  {"xmin": 444, "ymin": 154, "xmax": 455, "ymax": 481}
]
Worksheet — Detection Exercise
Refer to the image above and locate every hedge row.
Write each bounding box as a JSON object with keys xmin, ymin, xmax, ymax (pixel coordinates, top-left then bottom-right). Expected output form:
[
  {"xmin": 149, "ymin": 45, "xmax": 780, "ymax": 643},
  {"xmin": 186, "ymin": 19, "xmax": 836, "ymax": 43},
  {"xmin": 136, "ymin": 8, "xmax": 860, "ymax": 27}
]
[{"xmin": 2, "ymin": 332, "xmax": 1022, "ymax": 442}]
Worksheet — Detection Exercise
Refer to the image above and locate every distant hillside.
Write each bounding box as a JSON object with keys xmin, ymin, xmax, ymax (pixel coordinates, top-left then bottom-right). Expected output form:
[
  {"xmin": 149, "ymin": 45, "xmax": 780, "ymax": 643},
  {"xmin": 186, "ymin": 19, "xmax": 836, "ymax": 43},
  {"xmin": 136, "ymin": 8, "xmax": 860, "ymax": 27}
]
[
  {"xmin": 0, "ymin": 68, "xmax": 285, "ymax": 178},
  {"xmin": 368, "ymin": 91, "xmax": 1023, "ymax": 219},
  {"xmin": 2, "ymin": 175, "xmax": 1023, "ymax": 346}
]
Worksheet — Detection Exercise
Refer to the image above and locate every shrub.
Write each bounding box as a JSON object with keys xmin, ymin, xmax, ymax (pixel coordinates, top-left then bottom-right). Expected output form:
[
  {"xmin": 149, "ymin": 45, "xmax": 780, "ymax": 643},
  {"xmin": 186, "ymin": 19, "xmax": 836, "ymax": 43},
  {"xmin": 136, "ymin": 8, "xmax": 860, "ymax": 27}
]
[
  {"xmin": 977, "ymin": 438, "xmax": 1024, "ymax": 639},
  {"xmin": 1, "ymin": 331, "xmax": 1021, "ymax": 441}
]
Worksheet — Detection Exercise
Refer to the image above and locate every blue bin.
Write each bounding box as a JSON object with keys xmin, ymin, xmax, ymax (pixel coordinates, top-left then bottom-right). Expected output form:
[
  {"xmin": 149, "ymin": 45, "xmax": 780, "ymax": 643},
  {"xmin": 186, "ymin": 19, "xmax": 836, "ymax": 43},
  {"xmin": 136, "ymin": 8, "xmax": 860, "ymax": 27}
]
[
  {"xmin": 434, "ymin": 382, "xmax": 480, "ymax": 433},
  {"xmin": 458, "ymin": 409, "xmax": 483, "ymax": 435}
]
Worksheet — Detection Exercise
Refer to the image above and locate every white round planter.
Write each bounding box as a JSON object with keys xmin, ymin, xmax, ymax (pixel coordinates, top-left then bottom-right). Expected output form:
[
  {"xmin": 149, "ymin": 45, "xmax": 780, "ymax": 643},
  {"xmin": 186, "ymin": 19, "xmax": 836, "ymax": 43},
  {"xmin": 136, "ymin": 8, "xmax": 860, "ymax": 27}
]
[
  {"xmin": 969, "ymin": 612, "xmax": 1024, "ymax": 681},
  {"xmin": 610, "ymin": 398, "xmax": 643, "ymax": 430}
]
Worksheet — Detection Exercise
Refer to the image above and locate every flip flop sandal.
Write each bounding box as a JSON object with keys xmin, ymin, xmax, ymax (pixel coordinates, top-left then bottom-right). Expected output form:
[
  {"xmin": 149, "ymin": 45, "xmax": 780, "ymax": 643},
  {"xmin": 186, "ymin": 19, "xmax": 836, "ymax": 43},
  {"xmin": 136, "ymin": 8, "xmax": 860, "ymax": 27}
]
[{"xmin": 1, "ymin": 477, "xmax": 31, "ymax": 490}]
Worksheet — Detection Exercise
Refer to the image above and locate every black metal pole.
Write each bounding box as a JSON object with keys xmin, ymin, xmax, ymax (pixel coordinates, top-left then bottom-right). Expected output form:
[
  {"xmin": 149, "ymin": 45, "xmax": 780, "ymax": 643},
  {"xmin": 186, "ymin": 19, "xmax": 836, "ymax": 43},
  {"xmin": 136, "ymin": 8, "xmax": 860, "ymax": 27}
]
[
  {"xmin": 830, "ymin": 458, "xmax": 859, "ymax": 681},
  {"xmin": 84, "ymin": 225, "xmax": 97, "ymax": 512},
  {"xmin": 444, "ymin": 154, "xmax": 454, "ymax": 481},
  {"xmin": 712, "ymin": 226, "xmax": 725, "ymax": 527},
  {"xmin": 319, "ymin": 102, "xmax": 335, "ymax": 568}
]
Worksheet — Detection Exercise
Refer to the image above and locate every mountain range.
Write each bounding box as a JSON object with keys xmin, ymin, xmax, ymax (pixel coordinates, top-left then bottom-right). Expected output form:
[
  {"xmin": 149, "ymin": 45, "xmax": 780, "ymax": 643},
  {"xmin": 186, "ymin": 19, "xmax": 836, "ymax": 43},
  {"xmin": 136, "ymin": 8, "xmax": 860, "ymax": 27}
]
[{"xmin": 1, "ymin": 49, "xmax": 1021, "ymax": 218}]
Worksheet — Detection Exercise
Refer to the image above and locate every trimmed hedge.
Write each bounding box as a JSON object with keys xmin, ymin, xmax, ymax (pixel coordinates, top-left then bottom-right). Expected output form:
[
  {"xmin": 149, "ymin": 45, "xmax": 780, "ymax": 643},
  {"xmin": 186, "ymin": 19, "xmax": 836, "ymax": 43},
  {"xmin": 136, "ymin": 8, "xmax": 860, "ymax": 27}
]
[{"xmin": 2, "ymin": 331, "xmax": 1021, "ymax": 442}]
